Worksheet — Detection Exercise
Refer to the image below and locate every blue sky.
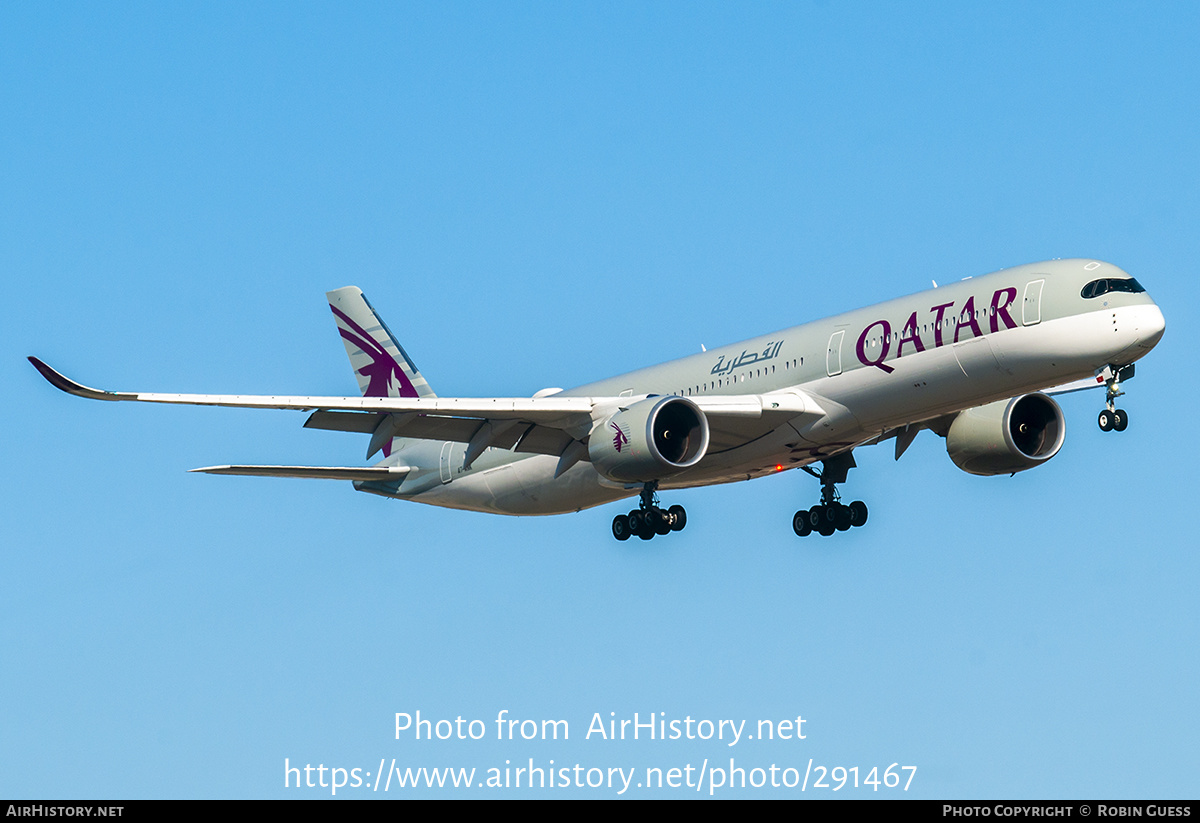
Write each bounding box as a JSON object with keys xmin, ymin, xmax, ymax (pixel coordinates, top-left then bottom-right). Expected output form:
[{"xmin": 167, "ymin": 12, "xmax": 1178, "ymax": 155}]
[{"xmin": 3, "ymin": 2, "xmax": 1197, "ymax": 798}]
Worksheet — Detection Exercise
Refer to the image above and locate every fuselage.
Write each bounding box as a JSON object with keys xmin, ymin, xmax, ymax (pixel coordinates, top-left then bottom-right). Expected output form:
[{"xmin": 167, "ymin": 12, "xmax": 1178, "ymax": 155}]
[{"xmin": 360, "ymin": 259, "xmax": 1165, "ymax": 515}]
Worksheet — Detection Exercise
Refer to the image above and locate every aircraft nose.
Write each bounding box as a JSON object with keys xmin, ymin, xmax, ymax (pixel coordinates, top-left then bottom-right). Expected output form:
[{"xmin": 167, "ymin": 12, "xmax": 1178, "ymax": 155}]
[{"xmin": 1138, "ymin": 303, "xmax": 1166, "ymax": 349}]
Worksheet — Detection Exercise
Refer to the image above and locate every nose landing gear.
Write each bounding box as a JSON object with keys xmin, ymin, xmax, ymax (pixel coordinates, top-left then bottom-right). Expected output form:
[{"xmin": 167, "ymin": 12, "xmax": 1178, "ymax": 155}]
[
  {"xmin": 792, "ymin": 452, "xmax": 868, "ymax": 538},
  {"xmin": 612, "ymin": 482, "xmax": 687, "ymax": 541},
  {"xmin": 1098, "ymin": 364, "xmax": 1134, "ymax": 433},
  {"xmin": 1097, "ymin": 408, "xmax": 1127, "ymax": 432}
]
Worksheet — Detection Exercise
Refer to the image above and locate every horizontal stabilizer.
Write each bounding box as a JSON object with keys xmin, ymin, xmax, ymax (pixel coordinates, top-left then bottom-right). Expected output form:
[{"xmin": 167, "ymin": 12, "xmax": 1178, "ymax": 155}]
[{"xmin": 190, "ymin": 465, "xmax": 412, "ymax": 481}]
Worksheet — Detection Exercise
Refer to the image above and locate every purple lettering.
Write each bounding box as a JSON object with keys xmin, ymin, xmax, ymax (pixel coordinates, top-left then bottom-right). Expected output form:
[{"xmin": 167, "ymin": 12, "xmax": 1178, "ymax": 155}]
[
  {"xmin": 990, "ymin": 287, "xmax": 1017, "ymax": 333},
  {"xmin": 856, "ymin": 320, "xmax": 895, "ymax": 374},
  {"xmin": 930, "ymin": 301, "xmax": 954, "ymax": 348},
  {"xmin": 898, "ymin": 311, "xmax": 926, "ymax": 356},
  {"xmin": 954, "ymin": 296, "xmax": 982, "ymax": 342}
]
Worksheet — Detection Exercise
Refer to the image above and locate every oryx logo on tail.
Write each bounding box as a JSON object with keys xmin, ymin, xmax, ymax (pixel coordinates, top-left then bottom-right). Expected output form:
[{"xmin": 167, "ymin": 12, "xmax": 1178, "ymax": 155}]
[
  {"xmin": 326, "ymin": 286, "xmax": 435, "ymax": 401},
  {"xmin": 330, "ymin": 305, "xmax": 416, "ymax": 399},
  {"xmin": 326, "ymin": 286, "xmax": 437, "ymax": 459}
]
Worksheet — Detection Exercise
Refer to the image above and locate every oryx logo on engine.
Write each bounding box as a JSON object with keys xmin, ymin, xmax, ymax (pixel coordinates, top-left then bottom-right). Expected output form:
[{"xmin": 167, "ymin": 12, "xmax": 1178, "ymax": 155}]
[{"xmin": 611, "ymin": 422, "xmax": 629, "ymax": 453}]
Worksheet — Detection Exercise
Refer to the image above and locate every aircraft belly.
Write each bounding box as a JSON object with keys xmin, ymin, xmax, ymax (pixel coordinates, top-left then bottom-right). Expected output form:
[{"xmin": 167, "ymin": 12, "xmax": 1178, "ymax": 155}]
[
  {"xmin": 414, "ymin": 456, "xmax": 631, "ymax": 516},
  {"xmin": 660, "ymin": 423, "xmax": 851, "ymax": 488}
]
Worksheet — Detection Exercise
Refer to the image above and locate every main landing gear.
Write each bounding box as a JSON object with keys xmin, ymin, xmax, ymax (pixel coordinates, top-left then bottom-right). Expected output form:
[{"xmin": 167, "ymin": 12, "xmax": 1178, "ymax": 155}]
[
  {"xmin": 1098, "ymin": 364, "xmax": 1134, "ymax": 433},
  {"xmin": 792, "ymin": 453, "xmax": 868, "ymax": 538},
  {"xmin": 612, "ymin": 482, "xmax": 686, "ymax": 542}
]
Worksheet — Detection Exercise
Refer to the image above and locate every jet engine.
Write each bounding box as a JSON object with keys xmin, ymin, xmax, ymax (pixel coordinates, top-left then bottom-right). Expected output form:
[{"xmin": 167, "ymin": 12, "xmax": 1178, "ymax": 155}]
[
  {"xmin": 589, "ymin": 396, "xmax": 709, "ymax": 483},
  {"xmin": 945, "ymin": 393, "xmax": 1065, "ymax": 476}
]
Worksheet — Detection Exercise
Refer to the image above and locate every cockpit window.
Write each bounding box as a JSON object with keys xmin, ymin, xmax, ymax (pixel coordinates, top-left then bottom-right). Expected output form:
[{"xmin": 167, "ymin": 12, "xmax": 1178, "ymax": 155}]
[{"xmin": 1081, "ymin": 278, "xmax": 1146, "ymax": 299}]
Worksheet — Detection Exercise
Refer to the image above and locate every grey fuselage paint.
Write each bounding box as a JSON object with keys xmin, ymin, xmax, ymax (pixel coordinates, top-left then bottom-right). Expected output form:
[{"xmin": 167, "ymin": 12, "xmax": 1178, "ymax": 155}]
[{"xmin": 358, "ymin": 259, "xmax": 1164, "ymax": 515}]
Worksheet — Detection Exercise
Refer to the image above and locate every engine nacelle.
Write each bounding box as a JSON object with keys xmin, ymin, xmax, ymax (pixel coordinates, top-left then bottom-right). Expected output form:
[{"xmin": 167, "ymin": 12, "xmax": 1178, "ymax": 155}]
[
  {"xmin": 589, "ymin": 396, "xmax": 709, "ymax": 483},
  {"xmin": 945, "ymin": 393, "xmax": 1065, "ymax": 476}
]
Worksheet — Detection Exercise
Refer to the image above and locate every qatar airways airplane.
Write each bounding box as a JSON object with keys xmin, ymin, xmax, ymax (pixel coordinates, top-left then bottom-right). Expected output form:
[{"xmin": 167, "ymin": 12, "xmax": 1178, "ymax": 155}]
[{"xmin": 29, "ymin": 258, "xmax": 1164, "ymax": 541}]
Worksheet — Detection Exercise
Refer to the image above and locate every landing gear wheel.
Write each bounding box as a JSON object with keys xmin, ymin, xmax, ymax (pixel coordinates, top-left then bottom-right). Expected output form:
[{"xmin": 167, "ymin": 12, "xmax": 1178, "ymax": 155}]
[
  {"xmin": 812, "ymin": 506, "xmax": 836, "ymax": 536},
  {"xmin": 834, "ymin": 504, "xmax": 852, "ymax": 531},
  {"xmin": 618, "ymin": 482, "xmax": 688, "ymax": 542},
  {"xmin": 1113, "ymin": 408, "xmax": 1129, "ymax": 432},
  {"xmin": 1098, "ymin": 409, "xmax": 1115, "ymax": 432},
  {"xmin": 808, "ymin": 505, "xmax": 825, "ymax": 529},
  {"xmin": 798, "ymin": 454, "xmax": 868, "ymax": 540},
  {"xmin": 650, "ymin": 507, "xmax": 671, "ymax": 536},
  {"xmin": 612, "ymin": 514, "xmax": 631, "ymax": 541},
  {"xmin": 627, "ymin": 510, "xmax": 645, "ymax": 536},
  {"xmin": 668, "ymin": 505, "xmax": 687, "ymax": 532}
]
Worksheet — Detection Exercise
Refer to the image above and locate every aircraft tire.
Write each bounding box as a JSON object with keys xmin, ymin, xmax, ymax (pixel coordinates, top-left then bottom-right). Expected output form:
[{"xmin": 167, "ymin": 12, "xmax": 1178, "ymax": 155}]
[
  {"xmin": 644, "ymin": 507, "xmax": 666, "ymax": 535},
  {"xmin": 668, "ymin": 505, "xmax": 687, "ymax": 531},
  {"xmin": 834, "ymin": 504, "xmax": 852, "ymax": 531},
  {"xmin": 849, "ymin": 500, "xmax": 868, "ymax": 527},
  {"xmin": 817, "ymin": 519, "xmax": 836, "ymax": 537},
  {"xmin": 793, "ymin": 510, "xmax": 812, "ymax": 537},
  {"xmin": 612, "ymin": 514, "xmax": 631, "ymax": 541},
  {"xmin": 808, "ymin": 506, "xmax": 825, "ymax": 529},
  {"xmin": 1098, "ymin": 410, "xmax": 1114, "ymax": 431},
  {"xmin": 627, "ymin": 510, "xmax": 644, "ymax": 536},
  {"xmin": 1113, "ymin": 409, "xmax": 1129, "ymax": 431}
]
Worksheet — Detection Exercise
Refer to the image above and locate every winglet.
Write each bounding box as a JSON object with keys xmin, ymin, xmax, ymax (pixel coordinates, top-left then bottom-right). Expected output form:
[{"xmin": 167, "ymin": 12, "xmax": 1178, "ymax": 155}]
[{"xmin": 27, "ymin": 357, "xmax": 128, "ymax": 401}]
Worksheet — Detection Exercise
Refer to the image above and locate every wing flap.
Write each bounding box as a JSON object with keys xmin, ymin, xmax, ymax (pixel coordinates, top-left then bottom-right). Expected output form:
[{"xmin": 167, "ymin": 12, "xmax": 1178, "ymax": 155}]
[
  {"xmin": 512, "ymin": 424, "xmax": 575, "ymax": 456},
  {"xmin": 304, "ymin": 411, "xmax": 568, "ymax": 458},
  {"xmin": 304, "ymin": 411, "xmax": 381, "ymax": 433}
]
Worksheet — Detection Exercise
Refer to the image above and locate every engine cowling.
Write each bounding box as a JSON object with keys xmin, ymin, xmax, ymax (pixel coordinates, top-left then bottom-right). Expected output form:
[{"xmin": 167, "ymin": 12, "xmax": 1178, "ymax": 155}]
[
  {"xmin": 945, "ymin": 393, "xmax": 1065, "ymax": 476},
  {"xmin": 589, "ymin": 396, "xmax": 709, "ymax": 483}
]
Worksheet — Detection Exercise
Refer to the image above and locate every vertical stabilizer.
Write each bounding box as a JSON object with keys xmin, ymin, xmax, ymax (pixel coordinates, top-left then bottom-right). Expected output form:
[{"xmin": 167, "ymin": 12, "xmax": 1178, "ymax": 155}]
[{"xmin": 326, "ymin": 287, "xmax": 436, "ymax": 399}]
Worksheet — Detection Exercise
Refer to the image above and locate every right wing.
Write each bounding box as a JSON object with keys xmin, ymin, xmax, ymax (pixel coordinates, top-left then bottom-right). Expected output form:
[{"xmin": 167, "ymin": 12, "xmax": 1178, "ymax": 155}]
[{"xmin": 29, "ymin": 357, "xmax": 825, "ymax": 464}]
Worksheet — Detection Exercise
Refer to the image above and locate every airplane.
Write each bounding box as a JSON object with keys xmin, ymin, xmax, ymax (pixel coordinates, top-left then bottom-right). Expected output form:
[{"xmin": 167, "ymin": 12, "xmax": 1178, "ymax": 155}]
[{"xmin": 28, "ymin": 258, "xmax": 1165, "ymax": 541}]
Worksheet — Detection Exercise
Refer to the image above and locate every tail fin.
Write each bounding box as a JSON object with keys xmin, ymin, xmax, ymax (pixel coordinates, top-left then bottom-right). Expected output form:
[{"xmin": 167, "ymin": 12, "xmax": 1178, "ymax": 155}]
[{"xmin": 326, "ymin": 287, "xmax": 436, "ymax": 399}]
